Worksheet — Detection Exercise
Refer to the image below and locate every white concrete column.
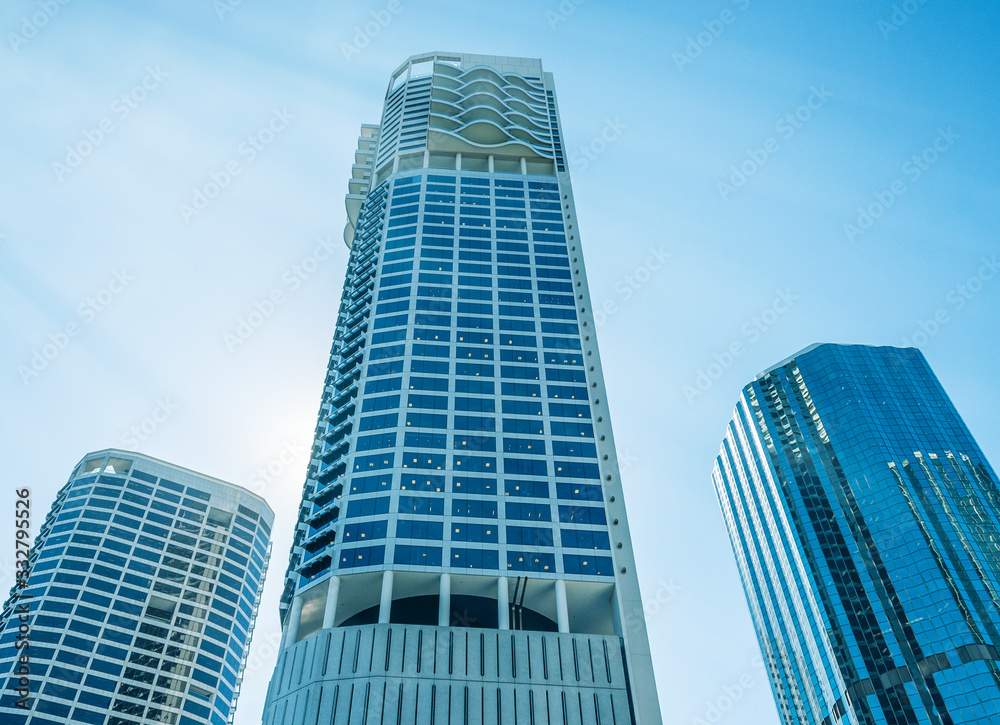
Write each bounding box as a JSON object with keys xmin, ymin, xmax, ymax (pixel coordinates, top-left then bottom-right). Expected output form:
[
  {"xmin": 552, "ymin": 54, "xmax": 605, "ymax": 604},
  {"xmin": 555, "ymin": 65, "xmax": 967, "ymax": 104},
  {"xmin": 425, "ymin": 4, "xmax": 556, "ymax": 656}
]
[
  {"xmin": 455, "ymin": 153, "xmax": 462, "ymax": 171},
  {"xmin": 284, "ymin": 594, "xmax": 305, "ymax": 648},
  {"xmin": 488, "ymin": 155, "xmax": 495, "ymax": 172},
  {"xmin": 322, "ymin": 576, "xmax": 341, "ymax": 629},
  {"xmin": 438, "ymin": 573, "xmax": 451, "ymax": 627},
  {"xmin": 555, "ymin": 580, "xmax": 569, "ymax": 634},
  {"xmin": 520, "ymin": 158, "xmax": 527, "ymax": 175},
  {"xmin": 392, "ymin": 157, "xmax": 400, "ymax": 173},
  {"xmin": 423, "ymin": 150, "xmax": 430, "ymax": 168},
  {"xmin": 378, "ymin": 571, "xmax": 394, "ymax": 624},
  {"xmin": 498, "ymin": 577, "xmax": 510, "ymax": 630}
]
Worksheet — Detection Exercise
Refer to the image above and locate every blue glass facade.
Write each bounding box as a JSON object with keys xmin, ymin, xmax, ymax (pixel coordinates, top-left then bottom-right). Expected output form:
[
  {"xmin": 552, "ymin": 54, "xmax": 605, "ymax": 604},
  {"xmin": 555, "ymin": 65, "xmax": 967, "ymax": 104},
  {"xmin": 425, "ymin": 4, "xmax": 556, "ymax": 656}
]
[
  {"xmin": 0, "ymin": 450, "xmax": 273, "ymax": 725},
  {"xmin": 265, "ymin": 53, "xmax": 661, "ymax": 725},
  {"xmin": 713, "ymin": 343, "xmax": 1000, "ymax": 725}
]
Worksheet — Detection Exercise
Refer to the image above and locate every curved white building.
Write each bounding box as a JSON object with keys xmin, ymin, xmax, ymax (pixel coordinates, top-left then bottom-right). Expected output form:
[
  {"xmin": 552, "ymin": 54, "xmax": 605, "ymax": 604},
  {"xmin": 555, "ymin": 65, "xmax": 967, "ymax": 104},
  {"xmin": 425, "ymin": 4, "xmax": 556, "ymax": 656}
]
[{"xmin": 0, "ymin": 449, "xmax": 274, "ymax": 725}]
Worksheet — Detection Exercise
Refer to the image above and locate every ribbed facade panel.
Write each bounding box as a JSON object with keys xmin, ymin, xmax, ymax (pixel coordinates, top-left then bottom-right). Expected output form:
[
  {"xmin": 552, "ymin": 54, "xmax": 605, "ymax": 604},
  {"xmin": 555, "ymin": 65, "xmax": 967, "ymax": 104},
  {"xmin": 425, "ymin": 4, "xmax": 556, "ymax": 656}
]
[{"xmin": 263, "ymin": 625, "xmax": 632, "ymax": 725}]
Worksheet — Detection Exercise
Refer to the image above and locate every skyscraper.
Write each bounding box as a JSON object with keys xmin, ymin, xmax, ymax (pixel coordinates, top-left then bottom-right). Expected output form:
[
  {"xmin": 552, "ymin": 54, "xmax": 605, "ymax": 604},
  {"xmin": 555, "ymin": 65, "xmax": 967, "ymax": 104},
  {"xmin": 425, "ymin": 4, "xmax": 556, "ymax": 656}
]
[
  {"xmin": 264, "ymin": 53, "xmax": 661, "ymax": 725},
  {"xmin": 0, "ymin": 449, "xmax": 274, "ymax": 725},
  {"xmin": 713, "ymin": 343, "xmax": 1000, "ymax": 725}
]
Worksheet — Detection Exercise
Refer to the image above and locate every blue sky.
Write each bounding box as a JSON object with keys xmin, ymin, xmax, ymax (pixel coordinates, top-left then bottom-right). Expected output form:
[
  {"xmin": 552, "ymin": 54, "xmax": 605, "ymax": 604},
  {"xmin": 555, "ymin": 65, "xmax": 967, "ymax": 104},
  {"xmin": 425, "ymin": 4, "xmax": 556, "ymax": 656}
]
[{"xmin": 2, "ymin": 1, "xmax": 998, "ymax": 722}]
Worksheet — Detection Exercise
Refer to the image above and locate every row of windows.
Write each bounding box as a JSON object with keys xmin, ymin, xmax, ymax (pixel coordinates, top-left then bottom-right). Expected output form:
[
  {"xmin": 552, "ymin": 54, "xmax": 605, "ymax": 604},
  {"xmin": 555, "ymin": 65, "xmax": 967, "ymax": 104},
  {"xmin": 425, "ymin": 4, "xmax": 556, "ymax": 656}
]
[
  {"xmin": 361, "ymin": 397, "xmax": 590, "ymax": 419},
  {"xmin": 371, "ymin": 324, "xmax": 580, "ymax": 345},
  {"xmin": 338, "ymin": 546, "xmax": 612, "ymax": 575},
  {"xmin": 341, "ymin": 519, "xmax": 610, "ymax": 549},
  {"xmin": 355, "ymin": 433, "xmax": 597, "ymax": 457},
  {"xmin": 344, "ymin": 474, "xmax": 603, "ymax": 500},
  {"xmin": 381, "ymin": 245, "xmax": 570, "ymax": 268},
  {"xmin": 351, "ymin": 452, "xmax": 600, "ymax": 478},
  {"xmin": 375, "ymin": 292, "xmax": 575, "ymax": 313},
  {"xmin": 367, "ymin": 353, "xmax": 584, "ymax": 381},
  {"xmin": 364, "ymin": 372, "xmax": 586, "ymax": 394},
  {"xmin": 342, "ymin": 497, "xmax": 607, "ymax": 524}
]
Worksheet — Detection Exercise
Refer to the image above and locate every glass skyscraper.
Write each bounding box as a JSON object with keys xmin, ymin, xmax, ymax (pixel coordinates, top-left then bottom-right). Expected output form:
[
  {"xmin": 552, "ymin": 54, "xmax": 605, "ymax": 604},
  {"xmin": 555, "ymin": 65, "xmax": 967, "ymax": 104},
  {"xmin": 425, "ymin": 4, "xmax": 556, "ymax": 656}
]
[
  {"xmin": 264, "ymin": 53, "xmax": 661, "ymax": 725},
  {"xmin": 0, "ymin": 449, "xmax": 274, "ymax": 725},
  {"xmin": 713, "ymin": 343, "xmax": 1000, "ymax": 725}
]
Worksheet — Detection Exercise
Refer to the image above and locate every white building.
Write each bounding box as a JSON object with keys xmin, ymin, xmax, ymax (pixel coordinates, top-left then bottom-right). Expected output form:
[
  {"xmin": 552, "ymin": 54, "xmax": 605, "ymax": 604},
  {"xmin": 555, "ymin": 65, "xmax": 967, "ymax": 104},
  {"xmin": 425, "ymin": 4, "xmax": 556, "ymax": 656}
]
[{"xmin": 0, "ymin": 449, "xmax": 274, "ymax": 725}]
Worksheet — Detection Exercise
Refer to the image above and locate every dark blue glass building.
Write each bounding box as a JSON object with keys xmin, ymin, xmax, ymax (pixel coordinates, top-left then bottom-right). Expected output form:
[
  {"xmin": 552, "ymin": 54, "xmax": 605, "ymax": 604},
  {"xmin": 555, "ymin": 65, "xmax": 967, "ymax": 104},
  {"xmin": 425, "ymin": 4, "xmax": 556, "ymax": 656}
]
[{"xmin": 713, "ymin": 343, "xmax": 1000, "ymax": 725}]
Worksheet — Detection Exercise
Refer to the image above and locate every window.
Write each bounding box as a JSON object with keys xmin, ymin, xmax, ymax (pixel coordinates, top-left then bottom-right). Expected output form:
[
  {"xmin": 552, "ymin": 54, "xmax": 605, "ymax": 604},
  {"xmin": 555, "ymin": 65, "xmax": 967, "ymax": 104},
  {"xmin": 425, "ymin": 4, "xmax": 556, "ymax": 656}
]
[
  {"xmin": 453, "ymin": 434, "xmax": 496, "ymax": 452},
  {"xmin": 396, "ymin": 520, "xmax": 443, "ymax": 540},
  {"xmin": 405, "ymin": 412, "xmax": 448, "ymax": 429},
  {"xmin": 561, "ymin": 529, "xmax": 611, "ymax": 550},
  {"xmin": 507, "ymin": 552, "xmax": 555, "ymax": 572},
  {"xmin": 563, "ymin": 554, "xmax": 614, "ymax": 576},
  {"xmin": 361, "ymin": 394, "xmax": 400, "ymax": 413},
  {"xmin": 359, "ymin": 413, "xmax": 398, "ymax": 432},
  {"xmin": 401, "ymin": 475, "xmax": 445, "ymax": 492},
  {"xmin": 507, "ymin": 526, "xmax": 553, "ymax": 547},
  {"xmin": 452, "ymin": 549, "xmax": 499, "ymax": 570},
  {"xmin": 409, "ymin": 377, "xmax": 449, "ymax": 392},
  {"xmin": 364, "ymin": 377, "xmax": 403, "ymax": 394},
  {"xmin": 144, "ymin": 596, "xmax": 175, "ymax": 622},
  {"xmin": 554, "ymin": 462, "xmax": 600, "ymax": 479},
  {"xmin": 404, "ymin": 431, "xmax": 447, "ymax": 448},
  {"xmin": 346, "ymin": 497, "xmax": 390, "ymax": 518},
  {"xmin": 452, "ymin": 523, "xmax": 497, "ymax": 542},
  {"xmin": 452, "ymin": 477, "xmax": 496, "ymax": 496},
  {"xmin": 504, "ymin": 480, "xmax": 548, "ymax": 498},
  {"xmin": 456, "ymin": 362, "xmax": 494, "ymax": 377},
  {"xmin": 398, "ymin": 496, "xmax": 444, "ymax": 516},
  {"xmin": 558, "ymin": 506, "xmax": 606, "ymax": 525},
  {"xmin": 342, "ymin": 520, "xmax": 388, "ymax": 542},
  {"xmin": 356, "ymin": 432, "xmax": 397, "ymax": 451},
  {"xmin": 452, "ymin": 499, "xmax": 497, "ymax": 518},
  {"xmin": 550, "ymin": 421, "xmax": 593, "ymax": 438},
  {"xmin": 502, "ymin": 400, "xmax": 542, "ymax": 416},
  {"xmin": 339, "ymin": 546, "xmax": 385, "ymax": 569},
  {"xmin": 394, "ymin": 545, "xmax": 442, "ymax": 566},
  {"xmin": 505, "ymin": 502, "xmax": 551, "ymax": 521}
]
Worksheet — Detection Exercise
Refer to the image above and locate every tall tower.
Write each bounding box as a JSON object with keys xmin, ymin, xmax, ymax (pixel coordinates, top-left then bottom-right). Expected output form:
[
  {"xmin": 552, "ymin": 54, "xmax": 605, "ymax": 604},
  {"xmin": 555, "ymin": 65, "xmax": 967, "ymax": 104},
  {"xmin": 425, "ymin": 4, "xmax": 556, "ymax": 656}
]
[
  {"xmin": 0, "ymin": 449, "xmax": 274, "ymax": 725},
  {"xmin": 713, "ymin": 343, "xmax": 1000, "ymax": 725},
  {"xmin": 264, "ymin": 53, "xmax": 661, "ymax": 725}
]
